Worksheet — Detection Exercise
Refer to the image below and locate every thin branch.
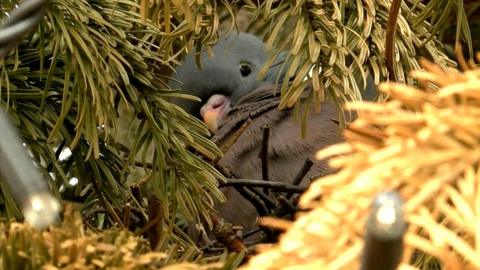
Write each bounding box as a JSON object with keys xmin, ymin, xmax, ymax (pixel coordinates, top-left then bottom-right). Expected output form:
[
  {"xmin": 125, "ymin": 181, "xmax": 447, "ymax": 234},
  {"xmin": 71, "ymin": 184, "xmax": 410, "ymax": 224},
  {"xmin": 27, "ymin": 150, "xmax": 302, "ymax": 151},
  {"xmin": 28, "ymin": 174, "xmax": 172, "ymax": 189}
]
[
  {"xmin": 83, "ymin": 218, "xmax": 100, "ymax": 233},
  {"xmin": 276, "ymin": 195, "xmax": 299, "ymax": 215},
  {"xmin": 259, "ymin": 124, "xmax": 270, "ymax": 195},
  {"xmin": 248, "ymin": 187, "xmax": 277, "ymax": 209},
  {"xmin": 222, "ymin": 178, "xmax": 305, "ymax": 193},
  {"xmin": 243, "ymin": 227, "xmax": 263, "ymax": 239},
  {"xmin": 236, "ymin": 186, "xmax": 269, "ymax": 216},
  {"xmin": 259, "ymin": 124, "xmax": 270, "ymax": 182},
  {"xmin": 135, "ymin": 203, "xmax": 163, "ymax": 237},
  {"xmin": 293, "ymin": 158, "xmax": 313, "ymax": 186},
  {"xmin": 216, "ymin": 165, "xmax": 234, "ymax": 178},
  {"xmin": 235, "ymin": 186, "xmax": 277, "ymax": 241},
  {"xmin": 146, "ymin": 194, "xmax": 163, "ymax": 249},
  {"xmin": 386, "ymin": 0, "xmax": 402, "ymax": 81}
]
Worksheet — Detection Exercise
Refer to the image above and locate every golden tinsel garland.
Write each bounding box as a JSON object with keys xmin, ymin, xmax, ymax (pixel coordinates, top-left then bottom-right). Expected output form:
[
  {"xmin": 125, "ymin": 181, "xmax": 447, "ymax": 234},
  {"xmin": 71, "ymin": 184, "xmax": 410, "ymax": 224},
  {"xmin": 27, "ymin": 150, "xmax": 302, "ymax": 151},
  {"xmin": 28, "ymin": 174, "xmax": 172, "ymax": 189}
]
[
  {"xmin": 242, "ymin": 54, "xmax": 480, "ymax": 270},
  {"xmin": 0, "ymin": 205, "xmax": 242, "ymax": 269}
]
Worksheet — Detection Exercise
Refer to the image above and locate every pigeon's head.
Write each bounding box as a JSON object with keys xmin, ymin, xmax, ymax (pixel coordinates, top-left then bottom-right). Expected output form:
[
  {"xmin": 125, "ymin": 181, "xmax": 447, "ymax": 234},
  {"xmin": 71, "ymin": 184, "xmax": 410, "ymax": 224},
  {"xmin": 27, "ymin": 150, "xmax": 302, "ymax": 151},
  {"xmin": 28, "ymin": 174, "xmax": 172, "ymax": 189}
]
[{"xmin": 169, "ymin": 32, "xmax": 285, "ymax": 133}]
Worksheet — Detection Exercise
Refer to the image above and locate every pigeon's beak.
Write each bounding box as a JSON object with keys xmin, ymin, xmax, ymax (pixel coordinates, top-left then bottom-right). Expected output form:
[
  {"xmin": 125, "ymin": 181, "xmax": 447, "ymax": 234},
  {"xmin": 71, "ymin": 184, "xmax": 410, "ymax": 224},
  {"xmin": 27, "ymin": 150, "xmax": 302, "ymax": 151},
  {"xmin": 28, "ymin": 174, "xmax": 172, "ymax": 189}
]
[{"xmin": 200, "ymin": 94, "xmax": 231, "ymax": 133}]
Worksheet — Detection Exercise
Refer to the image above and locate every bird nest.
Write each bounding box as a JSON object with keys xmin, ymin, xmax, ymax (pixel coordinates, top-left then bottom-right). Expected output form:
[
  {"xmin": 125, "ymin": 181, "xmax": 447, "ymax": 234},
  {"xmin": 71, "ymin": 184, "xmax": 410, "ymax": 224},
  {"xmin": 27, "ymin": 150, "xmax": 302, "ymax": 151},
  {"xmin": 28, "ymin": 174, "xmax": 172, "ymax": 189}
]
[{"xmin": 242, "ymin": 54, "xmax": 480, "ymax": 270}]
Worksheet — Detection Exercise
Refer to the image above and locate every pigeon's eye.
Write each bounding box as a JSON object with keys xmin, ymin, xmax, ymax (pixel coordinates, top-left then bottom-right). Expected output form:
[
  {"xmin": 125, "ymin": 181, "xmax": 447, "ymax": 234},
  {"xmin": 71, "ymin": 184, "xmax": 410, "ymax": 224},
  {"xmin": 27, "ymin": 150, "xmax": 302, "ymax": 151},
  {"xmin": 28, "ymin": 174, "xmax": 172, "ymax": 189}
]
[{"xmin": 239, "ymin": 63, "xmax": 252, "ymax": 77}]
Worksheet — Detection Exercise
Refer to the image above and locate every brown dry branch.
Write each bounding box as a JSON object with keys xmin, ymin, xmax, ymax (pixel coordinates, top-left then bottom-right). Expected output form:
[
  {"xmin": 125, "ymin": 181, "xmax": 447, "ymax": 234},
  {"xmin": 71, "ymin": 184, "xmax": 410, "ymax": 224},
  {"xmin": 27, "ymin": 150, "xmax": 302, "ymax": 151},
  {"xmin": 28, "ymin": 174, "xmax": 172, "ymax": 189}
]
[{"xmin": 241, "ymin": 54, "xmax": 480, "ymax": 269}]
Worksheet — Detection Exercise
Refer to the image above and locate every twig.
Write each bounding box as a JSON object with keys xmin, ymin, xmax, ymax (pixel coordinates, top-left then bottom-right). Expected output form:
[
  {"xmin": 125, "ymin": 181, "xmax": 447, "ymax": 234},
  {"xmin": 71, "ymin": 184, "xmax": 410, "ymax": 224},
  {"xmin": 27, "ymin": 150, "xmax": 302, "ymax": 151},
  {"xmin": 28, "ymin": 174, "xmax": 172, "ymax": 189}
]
[
  {"xmin": 83, "ymin": 218, "xmax": 100, "ymax": 233},
  {"xmin": 275, "ymin": 158, "xmax": 313, "ymax": 217},
  {"xmin": 135, "ymin": 213, "xmax": 163, "ymax": 237},
  {"xmin": 130, "ymin": 184, "xmax": 142, "ymax": 205},
  {"xmin": 292, "ymin": 158, "xmax": 314, "ymax": 186},
  {"xmin": 200, "ymin": 246, "xmax": 226, "ymax": 253},
  {"xmin": 248, "ymin": 187, "xmax": 277, "ymax": 209},
  {"xmin": 146, "ymin": 194, "xmax": 163, "ymax": 249},
  {"xmin": 216, "ymin": 165, "xmax": 234, "ymax": 179},
  {"xmin": 236, "ymin": 186, "xmax": 269, "ymax": 216},
  {"xmin": 385, "ymin": 0, "xmax": 402, "ymax": 81},
  {"xmin": 259, "ymin": 125, "xmax": 270, "ymax": 183},
  {"xmin": 222, "ymin": 178, "xmax": 306, "ymax": 193},
  {"xmin": 103, "ymin": 201, "xmax": 123, "ymax": 228},
  {"xmin": 135, "ymin": 202, "xmax": 163, "ymax": 237},
  {"xmin": 235, "ymin": 186, "xmax": 278, "ymax": 241},
  {"xmin": 276, "ymin": 195, "xmax": 299, "ymax": 216},
  {"xmin": 281, "ymin": 158, "xmax": 314, "ymax": 201},
  {"xmin": 243, "ymin": 227, "xmax": 263, "ymax": 239}
]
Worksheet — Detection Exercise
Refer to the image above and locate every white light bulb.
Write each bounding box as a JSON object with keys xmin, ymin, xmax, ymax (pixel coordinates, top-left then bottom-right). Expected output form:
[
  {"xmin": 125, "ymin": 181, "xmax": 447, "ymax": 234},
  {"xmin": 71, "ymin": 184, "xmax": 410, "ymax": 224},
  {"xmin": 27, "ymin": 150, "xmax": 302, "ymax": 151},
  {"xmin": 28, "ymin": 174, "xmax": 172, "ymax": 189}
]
[{"xmin": 22, "ymin": 193, "xmax": 61, "ymax": 229}]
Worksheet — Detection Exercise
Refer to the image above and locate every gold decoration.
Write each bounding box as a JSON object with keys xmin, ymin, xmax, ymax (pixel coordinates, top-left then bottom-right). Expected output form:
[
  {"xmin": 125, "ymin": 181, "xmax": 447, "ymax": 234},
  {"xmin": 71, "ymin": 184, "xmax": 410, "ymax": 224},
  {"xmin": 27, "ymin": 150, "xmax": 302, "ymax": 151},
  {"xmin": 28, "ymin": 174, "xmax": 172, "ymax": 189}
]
[{"xmin": 243, "ymin": 54, "xmax": 480, "ymax": 270}]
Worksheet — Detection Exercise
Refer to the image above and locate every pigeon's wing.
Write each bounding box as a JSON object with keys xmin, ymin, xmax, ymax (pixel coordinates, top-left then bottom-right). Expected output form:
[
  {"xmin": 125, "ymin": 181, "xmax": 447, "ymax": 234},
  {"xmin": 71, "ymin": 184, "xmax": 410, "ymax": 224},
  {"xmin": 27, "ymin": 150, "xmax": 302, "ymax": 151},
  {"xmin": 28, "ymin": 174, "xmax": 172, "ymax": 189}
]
[
  {"xmin": 214, "ymin": 84, "xmax": 348, "ymax": 183},
  {"xmin": 211, "ymin": 84, "xmax": 350, "ymax": 238}
]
